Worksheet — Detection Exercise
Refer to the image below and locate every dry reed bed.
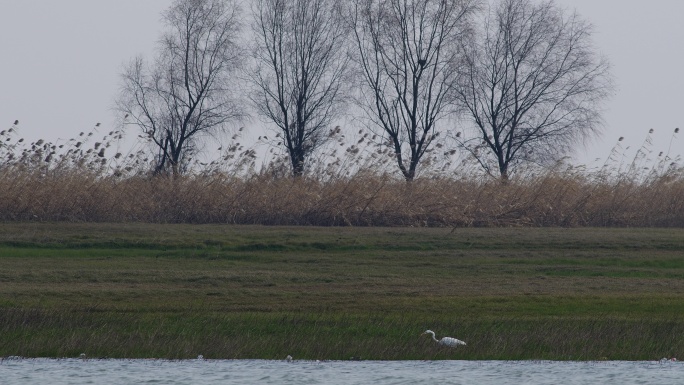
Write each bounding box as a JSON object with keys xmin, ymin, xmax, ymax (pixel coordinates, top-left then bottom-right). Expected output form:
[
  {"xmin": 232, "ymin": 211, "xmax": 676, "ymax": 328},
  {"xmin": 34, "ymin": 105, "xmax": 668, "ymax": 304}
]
[
  {"xmin": 1, "ymin": 167, "xmax": 683, "ymax": 226},
  {"xmin": 1, "ymin": 124, "xmax": 682, "ymax": 226}
]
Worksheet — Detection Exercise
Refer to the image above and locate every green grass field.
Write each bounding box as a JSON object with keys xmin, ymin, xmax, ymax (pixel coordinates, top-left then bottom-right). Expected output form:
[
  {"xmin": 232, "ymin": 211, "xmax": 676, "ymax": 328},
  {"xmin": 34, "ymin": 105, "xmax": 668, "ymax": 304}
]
[{"xmin": 1, "ymin": 223, "xmax": 683, "ymax": 360}]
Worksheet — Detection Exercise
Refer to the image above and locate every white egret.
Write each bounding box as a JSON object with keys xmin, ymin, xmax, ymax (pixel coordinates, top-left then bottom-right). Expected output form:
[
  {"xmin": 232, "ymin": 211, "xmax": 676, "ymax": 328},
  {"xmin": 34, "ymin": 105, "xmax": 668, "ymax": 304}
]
[{"xmin": 422, "ymin": 330, "xmax": 466, "ymax": 347}]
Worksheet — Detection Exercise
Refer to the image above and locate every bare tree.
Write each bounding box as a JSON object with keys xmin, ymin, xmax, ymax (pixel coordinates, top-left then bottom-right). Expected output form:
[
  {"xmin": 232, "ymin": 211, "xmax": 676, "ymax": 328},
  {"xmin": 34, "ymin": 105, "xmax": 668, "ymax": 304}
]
[
  {"xmin": 455, "ymin": 0, "xmax": 613, "ymax": 180},
  {"xmin": 349, "ymin": 0, "xmax": 480, "ymax": 181},
  {"xmin": 250, "ymin": 0, "xmax": 350, "ymax": 177},
  {"xmin": 117, "ymin": 0, "xmax": 245, "ymax": 175}
]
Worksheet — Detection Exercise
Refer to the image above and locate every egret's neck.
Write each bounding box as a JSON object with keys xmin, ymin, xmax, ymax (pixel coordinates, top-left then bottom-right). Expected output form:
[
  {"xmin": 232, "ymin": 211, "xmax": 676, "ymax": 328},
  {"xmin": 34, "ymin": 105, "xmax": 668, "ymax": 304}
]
[{"xmin": 429, "ymin": 332, "xmax": 438, "ymax": 342}]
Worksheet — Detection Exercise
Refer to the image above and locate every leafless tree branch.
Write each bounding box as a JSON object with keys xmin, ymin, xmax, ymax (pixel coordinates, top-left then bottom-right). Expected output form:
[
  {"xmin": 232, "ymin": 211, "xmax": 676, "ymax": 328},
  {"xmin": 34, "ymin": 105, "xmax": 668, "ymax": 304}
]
[
  {"xmin": 349, "ymin": 0, "xmax": 480, "ymax": 181},
  {"xmin": 116, "ymin": 0, "xmax": 245, "ymax": 175},
  {"xmin": 455, "ymin": 0, "xmax": 613, "ymax": 180},
  {"xmin": 250, "ymin": 0, "xmax": 351, "ymax": 177}
]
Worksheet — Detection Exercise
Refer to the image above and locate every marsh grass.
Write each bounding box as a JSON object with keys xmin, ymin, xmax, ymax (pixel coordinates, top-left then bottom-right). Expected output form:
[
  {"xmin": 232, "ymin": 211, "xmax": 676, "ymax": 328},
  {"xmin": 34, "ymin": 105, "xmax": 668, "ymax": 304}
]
[
  {"xmin": 0, "ymin": 168, "xmax": 683, "ymax": 226},
  {"xmin": 1, "ymin": 224, "xmax": 683, "ymax": 360},
  {"xmin": 5, "ymin": 310, "xmax": 683, "ymax": 360},
  {"xmin": 0, "ymin": 123, "xmax": 682, "ymax": 226}
]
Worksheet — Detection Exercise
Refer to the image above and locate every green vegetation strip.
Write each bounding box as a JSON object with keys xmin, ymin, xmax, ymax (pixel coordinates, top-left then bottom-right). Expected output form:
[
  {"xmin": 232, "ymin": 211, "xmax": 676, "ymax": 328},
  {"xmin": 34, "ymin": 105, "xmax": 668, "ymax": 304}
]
[{"xmin": 1, "ymin": 223, "xmax": 683, "ymax": 360}]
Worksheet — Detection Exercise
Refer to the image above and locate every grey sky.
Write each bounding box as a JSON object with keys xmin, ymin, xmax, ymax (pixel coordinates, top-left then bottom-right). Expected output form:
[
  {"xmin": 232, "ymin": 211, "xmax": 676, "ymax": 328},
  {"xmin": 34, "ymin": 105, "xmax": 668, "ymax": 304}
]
[{"xmin": 1, "ymin": 0, "xmax": 682, "ymax": 166}]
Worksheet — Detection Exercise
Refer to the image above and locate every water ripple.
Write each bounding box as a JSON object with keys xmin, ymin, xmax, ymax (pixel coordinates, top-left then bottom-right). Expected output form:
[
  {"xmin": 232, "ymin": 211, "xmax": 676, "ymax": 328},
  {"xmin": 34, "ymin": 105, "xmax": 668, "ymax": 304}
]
[{"xmin": 0, "ymin": 358, "xmax": 682, "ymax": 385}]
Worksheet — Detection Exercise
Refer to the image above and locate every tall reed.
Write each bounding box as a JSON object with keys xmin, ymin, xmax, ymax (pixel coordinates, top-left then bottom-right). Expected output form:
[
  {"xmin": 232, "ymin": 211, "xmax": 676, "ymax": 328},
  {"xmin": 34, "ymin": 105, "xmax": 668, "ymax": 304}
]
[{"xmin": 1, "ymin": 123, "xmax": 682, "ymax": 226}]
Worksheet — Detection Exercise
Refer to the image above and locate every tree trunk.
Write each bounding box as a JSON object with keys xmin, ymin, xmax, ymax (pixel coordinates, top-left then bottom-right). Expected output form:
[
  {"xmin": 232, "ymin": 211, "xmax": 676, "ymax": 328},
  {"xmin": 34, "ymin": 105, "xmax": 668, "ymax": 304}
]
[{"xmin": 290, "ymin": 149, "xmax": 305, "ymax": 177}]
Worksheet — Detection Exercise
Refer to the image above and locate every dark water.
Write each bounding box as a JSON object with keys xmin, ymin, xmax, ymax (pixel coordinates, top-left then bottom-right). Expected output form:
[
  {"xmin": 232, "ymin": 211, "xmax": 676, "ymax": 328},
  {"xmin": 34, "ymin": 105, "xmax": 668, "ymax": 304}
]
[{"xmin": 1, "ymin": 358, "xmax": 682, "ymax": 384}]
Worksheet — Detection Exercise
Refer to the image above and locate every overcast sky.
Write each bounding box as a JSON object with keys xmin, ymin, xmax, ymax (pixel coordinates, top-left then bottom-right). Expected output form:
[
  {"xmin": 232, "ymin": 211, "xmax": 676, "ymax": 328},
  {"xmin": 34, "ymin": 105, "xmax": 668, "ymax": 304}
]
[{"xmin": 1, "ymin": 0, "xmax": 682, "ymax": 166}]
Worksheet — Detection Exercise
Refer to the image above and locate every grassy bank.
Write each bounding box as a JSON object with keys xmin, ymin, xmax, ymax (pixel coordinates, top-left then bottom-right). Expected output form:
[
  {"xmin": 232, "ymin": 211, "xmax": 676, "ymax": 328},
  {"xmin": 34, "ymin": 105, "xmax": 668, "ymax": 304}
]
[{"xmin": 1, "ymin": 223, "xmax": 684, "ymax": 360}]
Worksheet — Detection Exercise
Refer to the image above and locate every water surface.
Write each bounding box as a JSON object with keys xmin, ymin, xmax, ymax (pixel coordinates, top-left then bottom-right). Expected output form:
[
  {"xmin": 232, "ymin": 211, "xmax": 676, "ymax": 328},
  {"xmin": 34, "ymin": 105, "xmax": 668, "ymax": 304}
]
[{"xmin": 1, "ymin": 358, "xmax": 682, "ymax": 384}]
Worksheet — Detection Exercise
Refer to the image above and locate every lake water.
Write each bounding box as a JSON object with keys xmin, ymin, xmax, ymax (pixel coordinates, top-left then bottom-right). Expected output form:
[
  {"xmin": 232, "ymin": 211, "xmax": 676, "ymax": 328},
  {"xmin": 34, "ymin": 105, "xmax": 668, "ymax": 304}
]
[{"xmin": 1, "ymin": 358, "xmax": 682, "ymax": 384}]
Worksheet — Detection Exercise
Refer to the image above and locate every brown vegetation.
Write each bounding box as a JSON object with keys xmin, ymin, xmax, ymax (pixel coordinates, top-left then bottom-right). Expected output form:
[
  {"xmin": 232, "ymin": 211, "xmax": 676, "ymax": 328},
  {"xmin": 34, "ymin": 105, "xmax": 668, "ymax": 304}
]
[{"xmin": 0, "ymin": 123, "xmax": 682, "ymax": 226}]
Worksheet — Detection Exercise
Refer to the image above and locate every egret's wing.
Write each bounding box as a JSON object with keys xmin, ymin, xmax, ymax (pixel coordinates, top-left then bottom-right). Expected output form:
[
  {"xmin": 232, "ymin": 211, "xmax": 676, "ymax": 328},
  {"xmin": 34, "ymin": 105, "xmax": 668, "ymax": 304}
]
[{"xmin": 440, "ymin": 337, "xmax": 467, "ymax": 347}]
